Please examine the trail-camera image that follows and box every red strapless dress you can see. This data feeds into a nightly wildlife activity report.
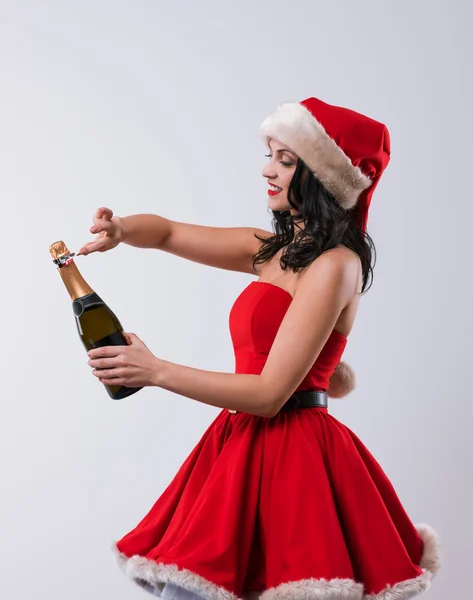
[114,282,440,600]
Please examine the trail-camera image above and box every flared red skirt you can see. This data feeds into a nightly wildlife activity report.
[114,407,440,599]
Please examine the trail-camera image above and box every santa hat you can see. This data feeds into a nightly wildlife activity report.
[261,97,391,397]
[260,96,391,232]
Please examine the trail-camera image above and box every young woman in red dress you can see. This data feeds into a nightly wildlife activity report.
[81,97,440,600]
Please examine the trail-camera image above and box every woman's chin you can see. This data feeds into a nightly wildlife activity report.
[267,196,289,211]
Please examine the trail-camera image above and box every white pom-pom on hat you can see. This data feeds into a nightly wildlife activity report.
[327,361,356,398]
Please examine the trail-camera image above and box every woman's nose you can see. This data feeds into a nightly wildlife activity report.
[262,162,275,178]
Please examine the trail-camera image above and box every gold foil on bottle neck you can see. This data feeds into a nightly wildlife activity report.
[50,240,93,299]
[49,240,70,260]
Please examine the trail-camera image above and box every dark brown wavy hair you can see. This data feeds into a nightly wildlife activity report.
[252,158,376,294]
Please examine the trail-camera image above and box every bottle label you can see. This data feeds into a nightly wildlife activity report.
[73,292,105,317]
[92,329,128,349]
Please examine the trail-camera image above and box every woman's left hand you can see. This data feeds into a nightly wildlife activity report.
[87,332,160,388]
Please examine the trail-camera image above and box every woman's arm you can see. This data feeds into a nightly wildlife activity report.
[78,207,272,274]
[155,364,273,417]
[154,249,360,416]
[118,213,272,274]
[88,249,359,417]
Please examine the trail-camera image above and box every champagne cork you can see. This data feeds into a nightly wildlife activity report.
[49,240,71,260]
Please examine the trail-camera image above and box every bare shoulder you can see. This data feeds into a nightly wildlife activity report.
[325,244,362,272]
[296,245,361,306]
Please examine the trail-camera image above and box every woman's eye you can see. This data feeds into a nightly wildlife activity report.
[265,154,292,167]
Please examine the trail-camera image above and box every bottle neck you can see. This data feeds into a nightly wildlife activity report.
[58,260,94,300]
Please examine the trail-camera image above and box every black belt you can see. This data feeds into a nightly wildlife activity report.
[227,389,327,415]
[279,389,328,412]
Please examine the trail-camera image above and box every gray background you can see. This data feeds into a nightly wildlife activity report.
[1,1,471,598]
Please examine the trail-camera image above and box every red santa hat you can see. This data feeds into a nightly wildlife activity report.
[260,96,391,232]
[261,97,391,397]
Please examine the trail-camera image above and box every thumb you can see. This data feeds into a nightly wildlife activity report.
[77,242,97,256]
[123,332,138,345]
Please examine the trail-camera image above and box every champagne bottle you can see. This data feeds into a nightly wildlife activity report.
[49,240,142,400]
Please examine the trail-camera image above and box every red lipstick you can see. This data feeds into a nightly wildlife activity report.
[268,185,282,196]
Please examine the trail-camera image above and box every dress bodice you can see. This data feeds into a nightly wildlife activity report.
[229,281,347,392]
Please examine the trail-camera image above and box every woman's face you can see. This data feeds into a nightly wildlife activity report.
[262,139,298,212]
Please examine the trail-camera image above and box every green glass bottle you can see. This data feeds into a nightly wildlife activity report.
[50,240,142,400]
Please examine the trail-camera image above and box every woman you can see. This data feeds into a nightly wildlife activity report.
[80,97,440,600]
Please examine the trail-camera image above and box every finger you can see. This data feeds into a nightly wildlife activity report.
[77,239,107,256]
[88,357,119,368]
[99,377,126,386]
[95,207,113,221]
[77,241,96,256]
[123,332,138,345]
[93,368,122,379]
[124,333,147,348]
[77,242,98,256]
[88,346,121,359]
[91,218,114,235]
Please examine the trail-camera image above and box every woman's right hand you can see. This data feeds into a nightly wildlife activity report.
[77,207,124,256]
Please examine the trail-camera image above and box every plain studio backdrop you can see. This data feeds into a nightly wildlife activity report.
[1,1,471,598]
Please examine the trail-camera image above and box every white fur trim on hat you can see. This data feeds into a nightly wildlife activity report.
[327,361,356,398]
[260,102,372,209]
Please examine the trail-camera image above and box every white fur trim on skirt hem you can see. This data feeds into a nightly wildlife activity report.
[112,523,440,600]
[362,523,441,600]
